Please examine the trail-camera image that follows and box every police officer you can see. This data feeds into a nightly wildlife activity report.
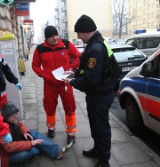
[0,54,22,109]
[63,15,120,167]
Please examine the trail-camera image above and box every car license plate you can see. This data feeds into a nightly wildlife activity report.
[122,66,137,72]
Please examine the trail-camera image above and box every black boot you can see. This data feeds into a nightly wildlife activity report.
[83,148,99,158]
[47,129,55,138]
[95,160,110,167]
[67,135,76,144]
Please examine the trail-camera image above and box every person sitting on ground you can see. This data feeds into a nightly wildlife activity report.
[0,101,65,167]
[0,114,12,144]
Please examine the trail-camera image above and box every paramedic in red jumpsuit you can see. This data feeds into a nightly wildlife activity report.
[32,26,80,144]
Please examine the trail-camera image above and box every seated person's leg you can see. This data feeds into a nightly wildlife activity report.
[9,147,40,165]
[29,130,62,159]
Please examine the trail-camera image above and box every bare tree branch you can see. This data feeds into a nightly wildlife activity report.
[113,0,134,38]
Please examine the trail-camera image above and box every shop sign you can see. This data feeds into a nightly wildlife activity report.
[23,19,33,25]
[14,2,29,16]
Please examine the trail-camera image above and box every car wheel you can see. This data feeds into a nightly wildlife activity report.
[125,96,144,132]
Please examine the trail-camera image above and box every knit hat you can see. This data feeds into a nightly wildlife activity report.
[1,102,19,120]
[75,15,97,33]
[44,26,58,39]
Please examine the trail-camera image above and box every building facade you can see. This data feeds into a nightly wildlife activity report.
[55,0,113,42]
[54,0,68,39]
[0,1,35,59]
[127,0,160,36]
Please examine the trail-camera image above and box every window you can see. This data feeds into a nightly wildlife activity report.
[127,37,160,49]
[145,38,160,48]
[112,48,144,62]
[150,54,160,78]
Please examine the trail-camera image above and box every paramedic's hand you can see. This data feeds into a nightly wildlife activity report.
[31,139,44,146]
[16,83,22,90]
[24,132,33,141]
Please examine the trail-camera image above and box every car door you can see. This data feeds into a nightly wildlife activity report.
[146,53,160,133]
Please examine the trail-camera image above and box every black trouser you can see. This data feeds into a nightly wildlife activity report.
[86,90,114,162]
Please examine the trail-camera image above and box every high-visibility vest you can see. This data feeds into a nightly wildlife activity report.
[103,40,113,58]
[99,39,121,86]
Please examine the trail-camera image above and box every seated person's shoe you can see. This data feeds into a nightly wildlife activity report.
[48,129,55,138]
[67,135,75,144]
[83,148,99,158]
[95,160,110,167]
[56,147,66,160]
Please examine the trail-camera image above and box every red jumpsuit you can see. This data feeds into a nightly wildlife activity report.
[0,114,9,137]
[32,38,80,137]
[0,91,7,110]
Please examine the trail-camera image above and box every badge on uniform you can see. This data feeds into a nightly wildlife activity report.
[87,58,96,69]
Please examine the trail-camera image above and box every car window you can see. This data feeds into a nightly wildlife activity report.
[77,47,84,53]
[112,48,145,62]
[154,54,160,78]
[149,53,160,78]
[126,37,160,49]
[145,38,160,49]
[76,46,85,53]
[126,39,138,48]
[136,38,145,49]
[158,59,160,78]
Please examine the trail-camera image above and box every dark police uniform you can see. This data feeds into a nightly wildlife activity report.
[0,54,18,109]
[70,31,119,163]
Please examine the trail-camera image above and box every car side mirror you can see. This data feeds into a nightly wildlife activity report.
[140,61,153,77]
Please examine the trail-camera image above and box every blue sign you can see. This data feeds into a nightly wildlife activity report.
[0,0,14,5]
[15,2,29,11]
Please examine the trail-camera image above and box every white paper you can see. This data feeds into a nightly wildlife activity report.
[52,67,70,81]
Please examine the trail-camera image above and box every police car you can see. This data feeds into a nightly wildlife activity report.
[118,49,160,135]
[126,30,160,57]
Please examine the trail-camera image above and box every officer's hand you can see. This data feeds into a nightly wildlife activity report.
[64,70,75,77]
[16,83,22,90]
[62,78,72,85]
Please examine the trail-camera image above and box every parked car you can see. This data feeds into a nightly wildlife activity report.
[118,49,160,135]
[76,45,85,53]
[110,44,147,81]
[126,32,160,57]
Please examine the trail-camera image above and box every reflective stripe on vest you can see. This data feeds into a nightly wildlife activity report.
[103,40,113,57]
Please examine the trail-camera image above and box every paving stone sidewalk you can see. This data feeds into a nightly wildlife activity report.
[18,47,160,167]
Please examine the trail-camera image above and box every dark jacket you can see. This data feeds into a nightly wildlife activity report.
[71,31,117,95]
[0,54,18,93]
